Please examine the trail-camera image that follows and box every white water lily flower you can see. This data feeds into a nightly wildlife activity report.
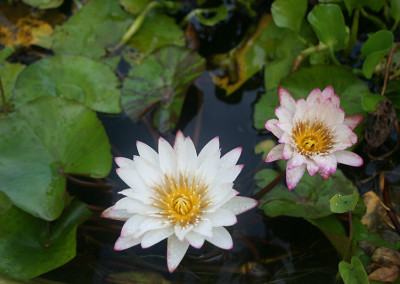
[265,86,364,190]
[102,131,257,272]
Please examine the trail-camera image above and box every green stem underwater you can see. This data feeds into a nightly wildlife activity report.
[253,170,286,200]
[120,1,162,45]
[360,8,387,30]
[0,75,8,115]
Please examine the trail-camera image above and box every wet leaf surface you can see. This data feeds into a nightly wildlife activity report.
[52,0,133,60]
[339,256,369,284]
[271,0,307,33]
[0,96,111,221]
[361,30,394,79]
[13,54,121,114]
[0,61,25,110]
[121,45,205,133]
[330,190,359,213]
[307,4,347,51]
[0,200,91,280]
[259,169,356,219]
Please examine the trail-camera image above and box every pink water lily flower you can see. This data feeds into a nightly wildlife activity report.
[102,131,257,273]
[265,86,364,190]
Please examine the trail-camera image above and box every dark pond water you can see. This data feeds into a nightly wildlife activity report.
[39,72,340,283]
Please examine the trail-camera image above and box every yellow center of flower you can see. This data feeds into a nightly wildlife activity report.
[152,174,210,228]
[291,120,334,156]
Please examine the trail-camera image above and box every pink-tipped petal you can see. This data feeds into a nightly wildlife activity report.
[287,153,306,170]
[167,235,189,273]
[334,150,363,167]
[278,87,296,113]
[265,144,284,162]
[282,144,294,159]
[265,119,284,138]
[220,147,242,168]
[286,164,306,190]
[185,231,205,249]
[222,196,258,215]
[114,235,142,251]
[306,160,319,176]
[205,227,233,250]
[344,114,364,130]
[115,157,134,168]
[306,88,322,105]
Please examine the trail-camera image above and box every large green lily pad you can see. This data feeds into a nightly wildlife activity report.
[254,65,368,130]
[122,45,205,133]
[52,0,133,60]
[0,200,91,280]
[271,0,307,33]
[0,96,112,221]
[259,169,357,219]
[13,54,121,114]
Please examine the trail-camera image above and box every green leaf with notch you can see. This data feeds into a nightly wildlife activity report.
[0,96,111,221]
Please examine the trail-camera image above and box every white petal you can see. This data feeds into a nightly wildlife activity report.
[293,99,308,121]
[177,137,198,180]
[174,224,194,241]
[118,188,152,203]
[115,157,134,168]
[135,156,163,186]
[282,144,294,159]
[113,197,156,214]
[196,149,220,184]
[205,227,233,250]
[101,206,132,220]
[265,144,284,162]
[137,141,159,166]
[114,235,142,251]
[167,235,189,273]
[275,106,293,124]
[286,164,306,190]
[214,165,242,184]
[173,130,185,151]
[198,136,220,166]
[135,218,169,239]
[185,231,205,248]
[141,227,174,248]
[206,183,236,206]
[116,165,148,192]
[220,147,241,169]
[278,87,296,113]
[203,208,237,227]
[334,150,363,167]
[344,114,364,130]
[193,218,213,238]
[287,153,306,169]
[222,196,258,215]
[121,214,147,237]
[312,155,337,175]
[158,137,178,178]
[265,119,283,138]
[306,159,319,176]
[306,88,322,105]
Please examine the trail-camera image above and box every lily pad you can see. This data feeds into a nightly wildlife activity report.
[0,200,91,280]
[271,0,307,33]
[52,0,133,60]
[361,30,394,79]
[13,54,121,114]
[254,65,368,130]
[126,9,185,55]
[0,191,11,216]
[22,0,63,9]
[259,169,356,219]
[119,0,150,14]
[307,4,347,51]
[122,45,205,133]
[330,190,359,213]
[0,61,25,110]
[339,256,369,284]
[0,96,112,220]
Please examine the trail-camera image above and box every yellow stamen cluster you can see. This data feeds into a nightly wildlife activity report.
[291,120,334,156]
[152,174,210,228]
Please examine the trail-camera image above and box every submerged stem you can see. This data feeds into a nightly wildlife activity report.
[0,75,8,115]
[253,170,286,200]
[360,8,387,30]
[120,1,162,45]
